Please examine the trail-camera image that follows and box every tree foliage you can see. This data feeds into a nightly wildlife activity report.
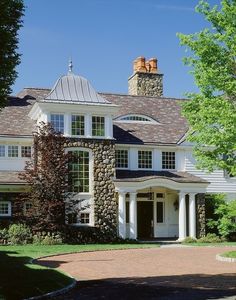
[20,122,69,231]
[0,0,24,108]
[178,0,236,175]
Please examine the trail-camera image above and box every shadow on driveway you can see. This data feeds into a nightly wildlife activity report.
[53,273,236,300]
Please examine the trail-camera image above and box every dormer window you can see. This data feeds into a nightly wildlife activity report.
[50,114,64,133]
[92,116,105,137]
[115,114,158,124]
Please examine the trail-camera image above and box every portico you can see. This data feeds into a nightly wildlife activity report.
[115,171,208,241]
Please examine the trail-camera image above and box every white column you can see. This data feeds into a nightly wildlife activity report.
[178,192,186,241]
[189,193,196,238]
[118,192,126,239]
[129,192,137,239]
[85,114,92,138]
[64,113,70,136]
[105,115,113,139]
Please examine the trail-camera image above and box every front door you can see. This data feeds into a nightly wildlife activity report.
[137,201,153,239]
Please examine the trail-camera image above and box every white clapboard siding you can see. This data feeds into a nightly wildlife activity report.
[185,151,236,194]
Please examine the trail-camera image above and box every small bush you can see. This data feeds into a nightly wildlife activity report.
[198,233,222,243]
[33,234,63,245]
[8,224,32,245]
[0,228,8,242]
[182,237,197,243]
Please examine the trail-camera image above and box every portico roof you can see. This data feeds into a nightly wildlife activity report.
[0,171,26,185]
[115,170,209,184]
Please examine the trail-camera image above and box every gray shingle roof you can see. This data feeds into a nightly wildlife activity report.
[115,170,208,184]
[101,93,189,144]
[0,89,189,145]
[0,171,26,184]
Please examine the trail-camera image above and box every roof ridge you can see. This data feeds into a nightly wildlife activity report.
[99,92,187,101]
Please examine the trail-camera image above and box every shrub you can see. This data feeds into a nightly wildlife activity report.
[182,237,197,243]
[0,228,8,242]
[8,224,32,245]
[33,233,63,245]
[198,233,222,243]
[207,198,236,238]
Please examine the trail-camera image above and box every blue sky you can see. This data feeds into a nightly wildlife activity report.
[13,0,221,98]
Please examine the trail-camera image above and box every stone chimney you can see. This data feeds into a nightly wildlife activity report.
[128,56,163,97]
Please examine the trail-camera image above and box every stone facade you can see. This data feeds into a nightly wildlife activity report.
[128,72,163,97]
[196,193,206,238]
[64,138,117,240]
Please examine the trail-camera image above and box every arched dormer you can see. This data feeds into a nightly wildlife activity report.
[115,114,159,124]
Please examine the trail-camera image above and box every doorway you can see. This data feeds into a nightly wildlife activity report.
[137,201,153,239]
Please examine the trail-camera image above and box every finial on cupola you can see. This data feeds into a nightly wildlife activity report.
[68,58,73,74]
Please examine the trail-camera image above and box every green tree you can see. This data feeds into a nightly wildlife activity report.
[178,0,236,176]
[0,0,24,108]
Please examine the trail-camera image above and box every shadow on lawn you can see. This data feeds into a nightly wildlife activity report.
[54,273,236,300]
[0,250,72,300]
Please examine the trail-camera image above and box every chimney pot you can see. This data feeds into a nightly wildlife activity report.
[135,56,147,73]
[148,58,157,73]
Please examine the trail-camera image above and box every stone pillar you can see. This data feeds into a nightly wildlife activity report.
[189,193,196,238]
[129,192,137,239]
[196,193,206,238]
[178,192,187,241]
[118,192,126,239]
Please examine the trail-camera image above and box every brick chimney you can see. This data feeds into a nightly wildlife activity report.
[128,56,163,97]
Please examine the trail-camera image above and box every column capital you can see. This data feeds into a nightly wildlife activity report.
[129,191,137,196]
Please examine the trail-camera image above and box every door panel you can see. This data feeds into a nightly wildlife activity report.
[137,201,153,239]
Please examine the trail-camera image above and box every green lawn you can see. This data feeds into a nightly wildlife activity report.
[221,251,236,258]
[0,243,159,300]
[182,242,236,247]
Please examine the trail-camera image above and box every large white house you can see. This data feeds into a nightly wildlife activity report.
[0,57,235,241]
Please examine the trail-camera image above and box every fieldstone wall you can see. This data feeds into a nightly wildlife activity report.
[196,193,206,238]
[128,72,163,97]
[64,138,117,241]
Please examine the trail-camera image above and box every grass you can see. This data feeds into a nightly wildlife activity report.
[182,242,236,247]
[221,251,236,258]
[0,243,159,299]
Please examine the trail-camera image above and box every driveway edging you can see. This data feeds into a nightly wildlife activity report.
[216,254,236,263]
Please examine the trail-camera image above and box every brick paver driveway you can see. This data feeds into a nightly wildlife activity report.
[38,246,236,300]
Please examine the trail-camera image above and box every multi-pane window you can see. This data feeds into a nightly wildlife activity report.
[156,202,164,223]
[121,115,151,122]
[0,145,5,157]
[71,115,85,136]
[162,152,176,169]
[115,150,128,168]
[0,201,11,216]
[8,146,18,157]
[80,213,90,224]
[138,150,152,169]
[68,150,90,193]
[24,202,32,215]
[21,146,31,158]
[92,116,105,136]
[50,114,64,133]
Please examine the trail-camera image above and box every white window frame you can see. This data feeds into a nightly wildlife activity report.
[71,114,85,137]
[115,149,129,169]
[0,145,6,157]
[66,147,93,195]
[138,150,153,169]
[8,145,19,158]
[115,114,158,124]
[50,113,65,134]
[21,146,32,158]
[92,116,105,137]
[79,212,90,225]
[156,200,165,224]
[162,151,176,170]
[0,201,12,217]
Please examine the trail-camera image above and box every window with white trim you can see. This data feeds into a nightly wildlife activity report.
[21,146,31,158]
[115,149,128,168]
[138,150,152,169]
[0,145,5,157]
[68,150,90,193]
[92,116,105,136]
[8,146,18,157]
[50,114,64,133]
[0,201,11,216]
[162,152,176,169]
[80,213,90,224]
[71,115,85,136]
[24,202,32,215]
[116,114,157,123]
